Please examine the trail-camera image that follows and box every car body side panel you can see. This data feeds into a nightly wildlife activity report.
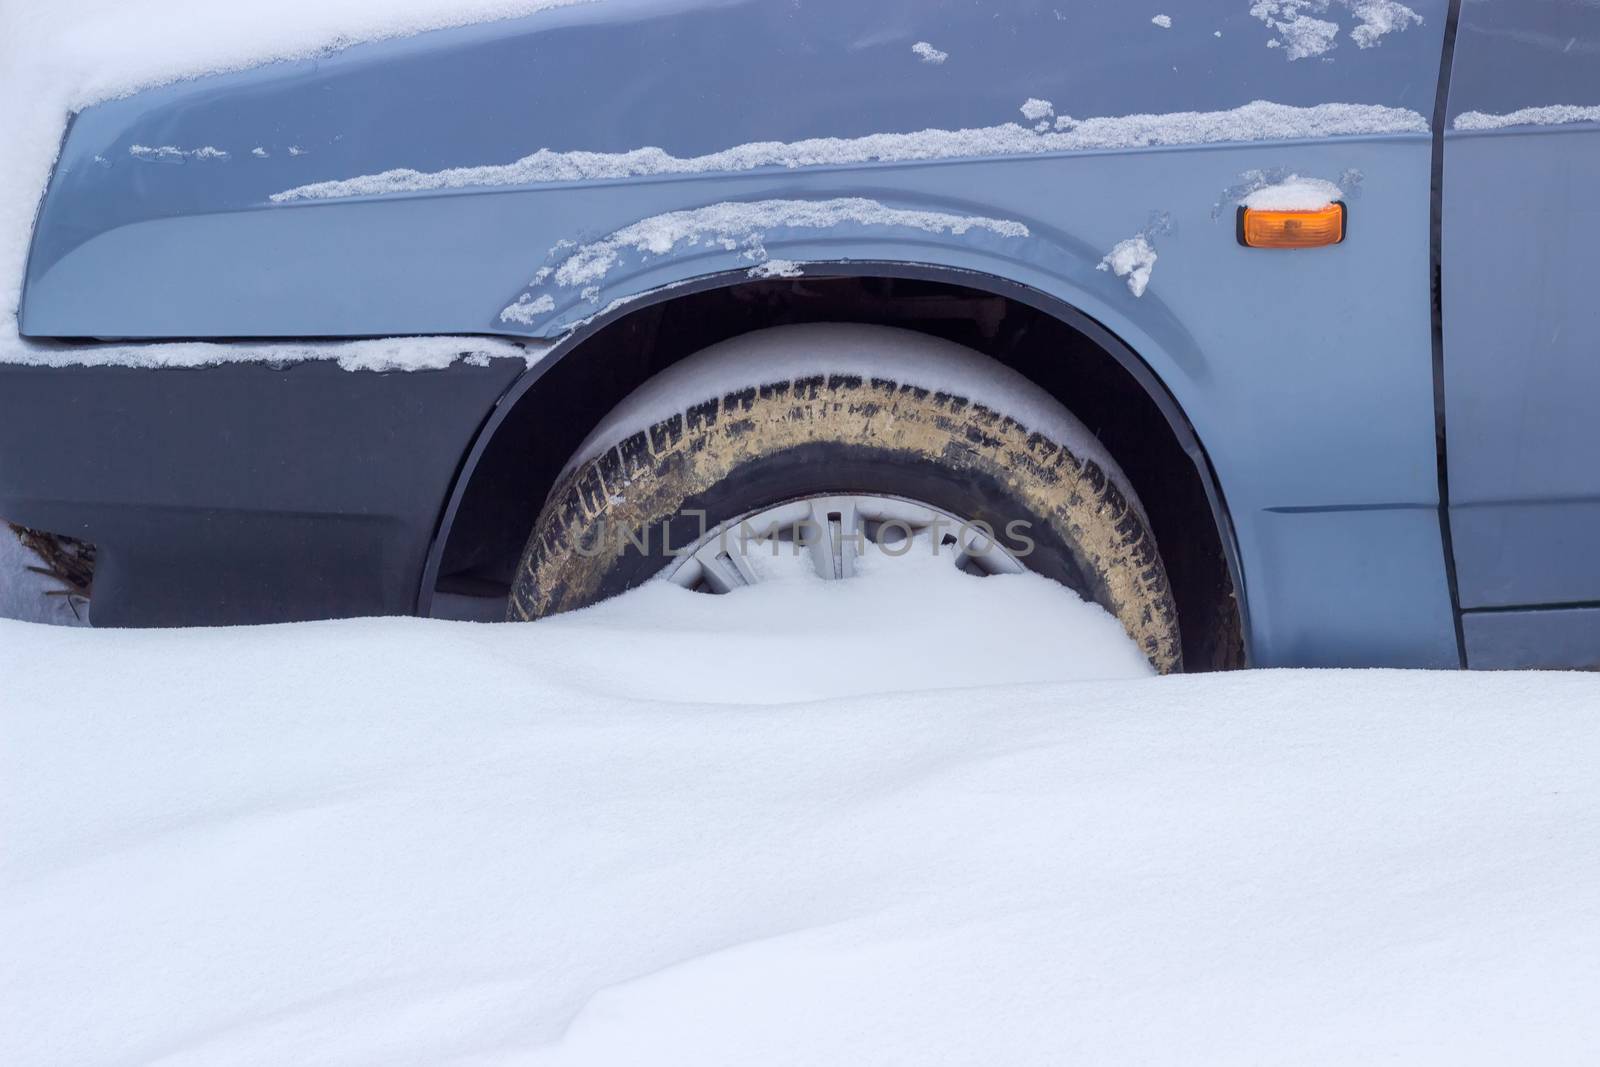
[1464,607,1600,671]
[23,0,1445,316]
[10,0,1465,664]
[1441,0,1600,643]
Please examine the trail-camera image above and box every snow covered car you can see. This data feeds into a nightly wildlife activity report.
[3,0,1597,671]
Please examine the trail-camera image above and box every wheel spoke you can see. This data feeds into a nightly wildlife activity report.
[804,497,863,581]
[953,521,1026,575]
[655,494,1025,589]
[691,542,753,593]
[836,500,864,578]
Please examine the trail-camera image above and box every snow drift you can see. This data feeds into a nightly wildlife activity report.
[3,562,1598,1065]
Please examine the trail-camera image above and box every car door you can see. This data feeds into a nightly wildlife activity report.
[1443,0,1600,668]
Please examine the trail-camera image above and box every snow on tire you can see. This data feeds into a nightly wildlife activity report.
[509,324,1182,672]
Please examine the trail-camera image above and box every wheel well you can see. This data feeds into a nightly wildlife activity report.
[432,272,1245,669]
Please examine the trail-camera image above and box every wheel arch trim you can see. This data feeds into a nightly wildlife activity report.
[416,260,1251,659]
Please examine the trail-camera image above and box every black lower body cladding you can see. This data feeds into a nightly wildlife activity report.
[0,358,521,626]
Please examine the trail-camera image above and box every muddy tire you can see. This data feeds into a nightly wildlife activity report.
[509,324,1182,672]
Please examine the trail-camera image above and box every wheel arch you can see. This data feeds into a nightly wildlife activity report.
[421,262,1250,668]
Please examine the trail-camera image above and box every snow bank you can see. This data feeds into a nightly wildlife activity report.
[1454,105,1600,132]
[499,199,1030,324]
[274,100,1429,203]
[3,563,1598,1064]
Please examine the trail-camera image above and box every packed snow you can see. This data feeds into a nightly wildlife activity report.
[747,258,805,279]
[1454,105,1600,132]
[1212,166,1359,219]
[128,143,231,162]
[541,199,1028,289]
[3,7,1596,1061]
[1019,98,1056,123]
[1252,1,1339,59]
[1275,15,1339,59]
[1346,0,1423,49]
[1098,235,1159,298]
[563,325,1128,482]
[498,199,1030,323]
[1250,0,1421,60]
[2,335,542,371]
[1240,174,1344,210]
[4,561,1599,1064]
[911,41,947,65]
[273,100,1429,203]
[499,293,559,327]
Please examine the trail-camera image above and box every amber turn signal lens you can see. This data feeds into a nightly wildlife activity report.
[1238,202,1347,248]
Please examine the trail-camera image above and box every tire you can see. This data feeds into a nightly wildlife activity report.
[509,324,1182,672]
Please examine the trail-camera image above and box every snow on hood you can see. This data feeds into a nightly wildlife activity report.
[0,0,592,370]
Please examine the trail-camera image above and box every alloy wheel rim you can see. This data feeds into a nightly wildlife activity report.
[655,494,1027,593]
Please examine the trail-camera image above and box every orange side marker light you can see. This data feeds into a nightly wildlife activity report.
[1238,202,1347,248]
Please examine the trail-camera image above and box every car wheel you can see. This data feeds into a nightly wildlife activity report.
[509,323,1182,672]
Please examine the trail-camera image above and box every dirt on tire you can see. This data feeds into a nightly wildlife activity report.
[511,364,1183,673]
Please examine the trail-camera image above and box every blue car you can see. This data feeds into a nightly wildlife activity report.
[3,0,1596,672]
